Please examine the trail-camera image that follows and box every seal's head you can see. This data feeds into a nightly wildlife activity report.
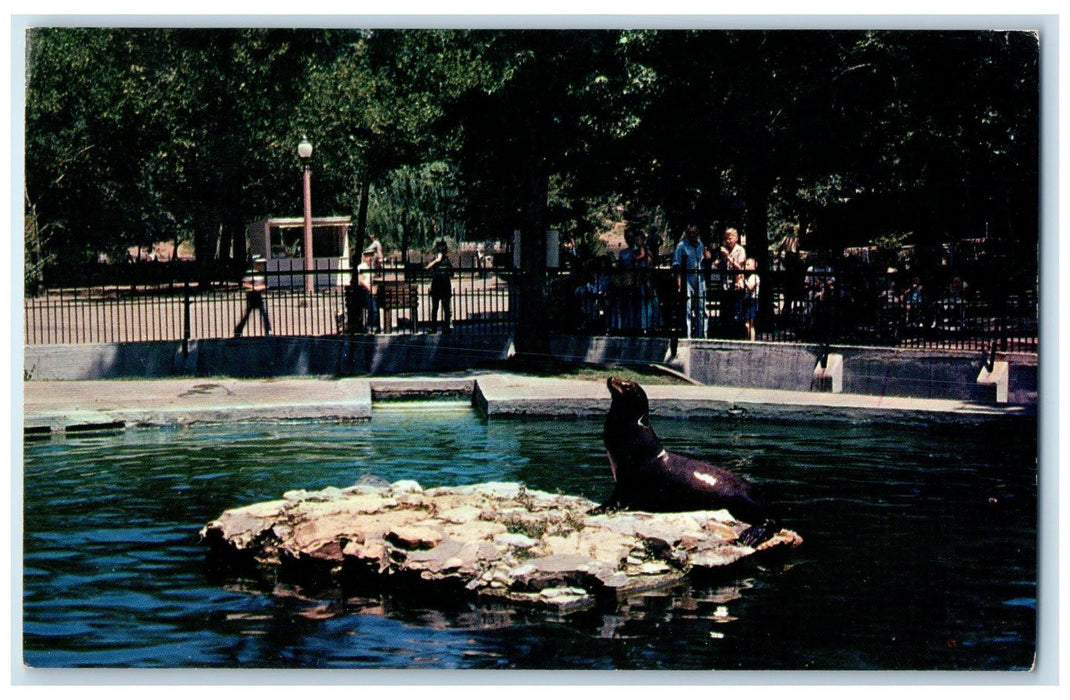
[606,376,650,426]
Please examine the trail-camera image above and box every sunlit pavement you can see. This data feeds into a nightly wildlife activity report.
[22,372,1030,436]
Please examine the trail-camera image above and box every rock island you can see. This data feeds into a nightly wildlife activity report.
[200,479,802,611]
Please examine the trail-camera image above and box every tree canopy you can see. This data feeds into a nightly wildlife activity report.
[25,27,1039,280]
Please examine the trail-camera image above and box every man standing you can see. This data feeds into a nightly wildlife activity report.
[364,232,384,269]
[356,250,379,332]
[672,224,710,338]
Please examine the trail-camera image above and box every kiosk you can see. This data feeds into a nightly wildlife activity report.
[246,216,352,289]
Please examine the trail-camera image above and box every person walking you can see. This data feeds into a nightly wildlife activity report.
[234,255,271,337]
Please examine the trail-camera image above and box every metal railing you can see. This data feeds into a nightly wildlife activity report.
[24,260,1037,353]
[545,265,1037,353]
[23,260,518,345]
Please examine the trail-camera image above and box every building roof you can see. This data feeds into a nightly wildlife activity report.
[249,216,352,229]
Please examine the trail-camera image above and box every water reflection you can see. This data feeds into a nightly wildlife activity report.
[23,407,1036,670]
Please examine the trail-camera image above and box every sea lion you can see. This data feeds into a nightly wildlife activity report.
[598,376,778,546]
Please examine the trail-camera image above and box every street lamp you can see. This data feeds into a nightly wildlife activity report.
[298,135,315,294]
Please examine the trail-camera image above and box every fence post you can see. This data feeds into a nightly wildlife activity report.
[182,279,191,358]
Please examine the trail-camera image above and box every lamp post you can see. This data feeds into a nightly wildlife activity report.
[298,136,315,294]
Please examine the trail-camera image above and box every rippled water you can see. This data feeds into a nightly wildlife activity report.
[22,404,1037,670]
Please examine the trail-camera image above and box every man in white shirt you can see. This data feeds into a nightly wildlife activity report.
[364,233,384,269]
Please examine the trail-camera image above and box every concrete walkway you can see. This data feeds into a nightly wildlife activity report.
[22,372,1032,436]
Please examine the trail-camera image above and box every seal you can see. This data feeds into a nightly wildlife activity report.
[598,376,778,546]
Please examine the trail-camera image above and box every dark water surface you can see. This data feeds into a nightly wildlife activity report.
[22,404,1037,670]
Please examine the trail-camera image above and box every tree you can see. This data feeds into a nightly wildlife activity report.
[25,28,342,280]
[25,26,1039,318]
[445,30,622,356]
[299,29,480,260]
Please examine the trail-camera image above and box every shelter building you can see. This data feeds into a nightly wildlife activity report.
[246,216,352,289]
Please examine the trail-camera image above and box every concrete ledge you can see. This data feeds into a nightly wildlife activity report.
[682,340,819,392]
[473,375,609,417]
[999,352,1038,405]
[24,333,514,381]
[23,341,191,380]
[977,361,1010,403]
[25,371,1033,437]
[24,377,373,433]
[813,353,844,393]
[24,335,1038,408]
[471,374,1031,424]
[549,335,675,367]
[370,377,478,401]
[838,346,995,403]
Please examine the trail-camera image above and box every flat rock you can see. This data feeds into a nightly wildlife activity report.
[200,479,802,611]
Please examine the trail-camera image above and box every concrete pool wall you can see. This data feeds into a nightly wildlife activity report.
[23,332,1037,406]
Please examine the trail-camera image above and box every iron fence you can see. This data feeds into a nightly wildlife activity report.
[24,260,1036,353]
[23,260,518,345]
[545,264,1037,353]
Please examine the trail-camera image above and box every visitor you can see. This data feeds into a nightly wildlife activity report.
[357,250,379,332]
[476,241,488,276]
[935,275,968,334]
[234,255,270,337]
[805,254,838,340]
[672,224,710,338]
[719,227,747,331]
[742,258,760,341]
[560,234,578,270]
[364,232,384,269]
[905,276,925,329]
[425,239,453,332]
[619,229,658,334]
[644,227,664,268]
[719,227,747,273]
[578,255,612,334]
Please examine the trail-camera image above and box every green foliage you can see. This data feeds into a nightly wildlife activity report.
[24,27,1039,289]
[24,199,51,295]
[364,161,464,254]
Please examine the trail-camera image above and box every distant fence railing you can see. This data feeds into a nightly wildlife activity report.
[545,265,1036,353]
[24,260,1036,354]
[23,260,518,346]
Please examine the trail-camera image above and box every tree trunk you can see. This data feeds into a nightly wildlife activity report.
[355,180,370,266]
[515,161,551,361]
[743,174,771,272]
[744,172,773,331]
[193,214,218,289]
[221,213,245,264]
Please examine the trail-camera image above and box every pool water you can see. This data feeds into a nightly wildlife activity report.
[22,404,1037,670]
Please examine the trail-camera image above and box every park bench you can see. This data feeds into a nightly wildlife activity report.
[376,280,419,332]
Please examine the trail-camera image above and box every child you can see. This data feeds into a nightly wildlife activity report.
[742,258,760,341]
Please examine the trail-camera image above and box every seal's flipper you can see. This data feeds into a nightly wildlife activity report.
[589,489,623,515]
[738,519,778,548]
